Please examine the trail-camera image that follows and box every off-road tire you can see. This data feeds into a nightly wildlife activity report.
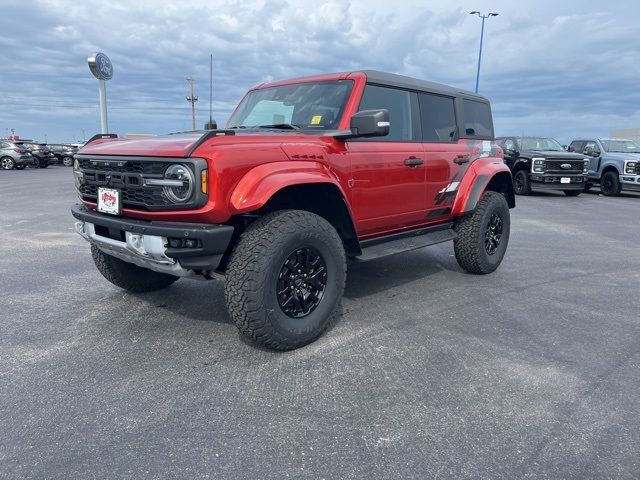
[513,169,531,195]
[600,171,621,196]
[224,210,346,350]
[453,191,510,274]
[91,245,179,292]
[564,190,581,196]
[1,156,15,170]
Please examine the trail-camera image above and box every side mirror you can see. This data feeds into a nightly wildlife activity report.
[334,109,389,140]
[567,145,574,152]
[351,109,390,138]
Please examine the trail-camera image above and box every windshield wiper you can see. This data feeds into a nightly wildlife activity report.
[256,123,301,130]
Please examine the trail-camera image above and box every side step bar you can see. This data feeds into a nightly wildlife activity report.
[356,223,456,262]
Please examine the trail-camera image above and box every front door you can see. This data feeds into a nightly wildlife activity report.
[347,85,425,236]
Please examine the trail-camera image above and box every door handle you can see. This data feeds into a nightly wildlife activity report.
[404,157,424,167]
[454,155,469,165]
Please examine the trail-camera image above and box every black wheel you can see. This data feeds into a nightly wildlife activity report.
[600,171,621,196]
[15,165,26,170]
[224,210,346,350]
[563,190,581,196]
[30,159,39,168]
[584,182,593,192]
[91,245,179,293]
[1,156,15,170]
[454,191,510,274]
[513,169,531,195]
[62,156,74,167]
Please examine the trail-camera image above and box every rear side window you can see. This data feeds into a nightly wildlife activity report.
[462,99,493,139]
[419,93,456,142]
[357,85,414,141]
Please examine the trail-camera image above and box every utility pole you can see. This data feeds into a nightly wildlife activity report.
[204,54,217,130]
[186,76,198,130]
[469,11,499,93]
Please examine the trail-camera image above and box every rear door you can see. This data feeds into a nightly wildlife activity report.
[346,84,425,236]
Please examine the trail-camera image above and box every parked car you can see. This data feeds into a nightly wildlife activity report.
[496,136,589,196]
[0,140,34,170]
[15,142,53,168]
[568,138,640,196]
[49,144,78,166]
[71,69,514,350]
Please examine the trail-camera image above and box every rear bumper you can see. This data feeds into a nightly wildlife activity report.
[530,174,586,190]
[71,203,233,275]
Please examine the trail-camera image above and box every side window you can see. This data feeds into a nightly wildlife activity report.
[584,141,598,154]
[357,85,414,141]
[462,99,493,138]
[569,141,584,153]
[419,93,456,142]
[503,138,516,151]
[0,142,9,148]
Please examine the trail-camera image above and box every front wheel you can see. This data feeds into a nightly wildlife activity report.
[1,156,15,170]
[62,156,74,167]
[91,245,179,292]
[564,190,581,196]
[454,191,510,274]
[600,171,621,196]
[224,210,346,350]
[513,169,531,195]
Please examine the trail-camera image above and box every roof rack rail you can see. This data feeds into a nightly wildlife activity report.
[184,129,236,157]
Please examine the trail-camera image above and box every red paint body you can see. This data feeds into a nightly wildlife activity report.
[79,71,510,240]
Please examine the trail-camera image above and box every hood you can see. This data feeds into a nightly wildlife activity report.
[602,151,640,161]
[77,130,311,157]
[521,150,586,159]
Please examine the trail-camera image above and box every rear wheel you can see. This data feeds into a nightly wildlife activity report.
[513,169,531,195]
[1,156,15,170]
[224,210,346,350]
[454,191,510,274]
[600,171,621,196]
[91,245,179,292]
[564,190,581,196]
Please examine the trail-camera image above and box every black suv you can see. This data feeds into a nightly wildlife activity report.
[496,136,589,196]
[49,144,78,166]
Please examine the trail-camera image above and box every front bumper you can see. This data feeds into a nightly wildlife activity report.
[530,174,586,190]
[620,174,640,191]
[71,204,234,276]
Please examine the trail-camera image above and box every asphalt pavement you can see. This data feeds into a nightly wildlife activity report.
[1,166,639,479]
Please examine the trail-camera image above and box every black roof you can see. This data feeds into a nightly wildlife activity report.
[360,70,488,102]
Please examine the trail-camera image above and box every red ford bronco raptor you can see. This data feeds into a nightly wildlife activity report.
[71,70,514,350]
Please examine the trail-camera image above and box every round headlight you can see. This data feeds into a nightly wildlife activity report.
[163,164,194,203]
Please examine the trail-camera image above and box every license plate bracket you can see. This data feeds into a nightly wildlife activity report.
[97,187,121,215]
[560,177,571,184]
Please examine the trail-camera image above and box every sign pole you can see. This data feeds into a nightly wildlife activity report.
[88,52,113,134]
[98,79,108,133]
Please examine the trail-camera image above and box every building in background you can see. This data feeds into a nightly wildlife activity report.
[611,128,640,143]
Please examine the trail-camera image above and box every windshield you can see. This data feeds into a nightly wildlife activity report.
[517,137,565,152]
[227,80,353,130]
[600,139,640,153]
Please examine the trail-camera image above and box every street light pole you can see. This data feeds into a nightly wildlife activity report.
[186,76,198,131]
[469,11,498,93]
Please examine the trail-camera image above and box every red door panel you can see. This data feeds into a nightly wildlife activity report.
[347,141,425,236]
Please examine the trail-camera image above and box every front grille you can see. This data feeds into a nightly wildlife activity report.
[636,163,640,175]
[76,155,207,211]
[545,159,584,174]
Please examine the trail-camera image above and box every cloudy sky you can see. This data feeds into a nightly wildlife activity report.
[1,0,639,144]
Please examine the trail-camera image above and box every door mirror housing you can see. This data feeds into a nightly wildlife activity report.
[334,109,389,140]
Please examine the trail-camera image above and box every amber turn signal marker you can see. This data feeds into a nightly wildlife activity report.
[201,169,208,194]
